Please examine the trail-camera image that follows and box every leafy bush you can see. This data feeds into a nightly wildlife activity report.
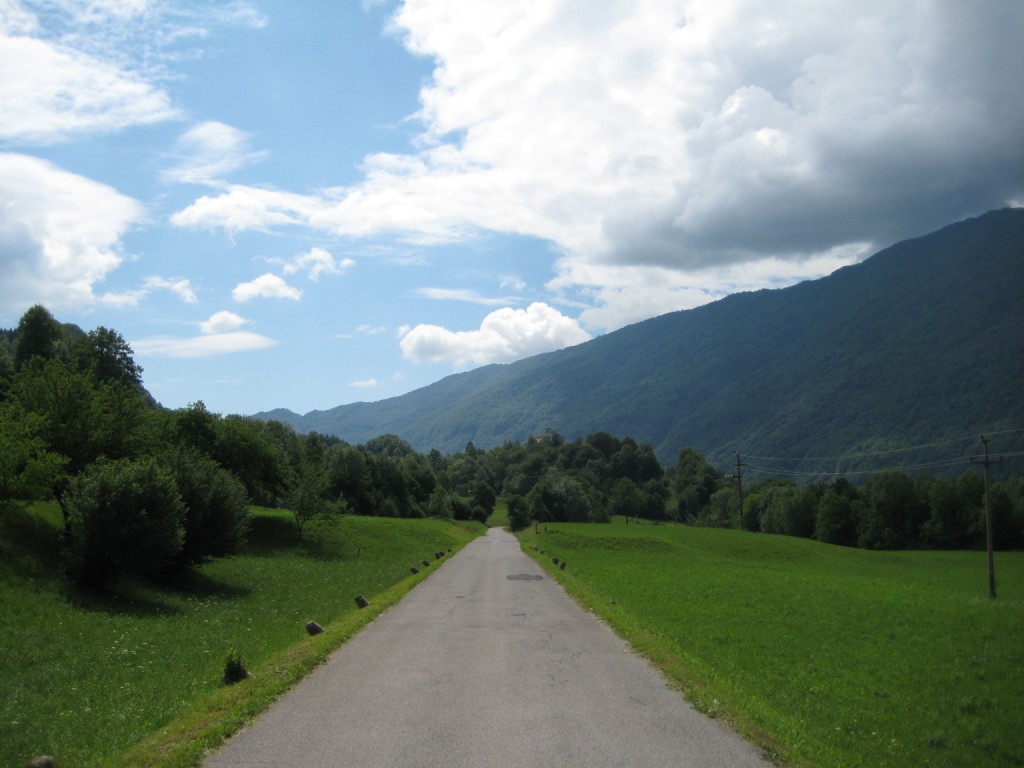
[163,447,250,567]
[222,648,250,684]
[62,458,186,586]
[506,494,531,531]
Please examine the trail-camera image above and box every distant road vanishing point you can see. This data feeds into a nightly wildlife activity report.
[204,527,770,768]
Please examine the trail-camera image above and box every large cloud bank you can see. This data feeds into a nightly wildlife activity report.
[175,0,1024,331]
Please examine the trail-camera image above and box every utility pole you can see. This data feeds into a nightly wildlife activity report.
[971,435,1001,599]
[734,453,746,530]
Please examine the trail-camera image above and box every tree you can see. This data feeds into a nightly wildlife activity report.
[815,486,859,546]
[212,416,285,504]
[0,343,14,399]
[81,326,143,387]
[506,494,531,531]
[527,470,596,523]
[175,401,218,453]
[755,482,813,537]
[699,486,739,528]
[917,473,981,549]
[670,447,722,521]
[62,458,186,586]
[608,478,643,520]
[13,305,61,369]
[471,480,497,518]
[641,478,670,521]
[0,401,67,503]
[287,462,332,538]
[859,471,925,549]
[324,444,372,515]
[163,447,250,567]
[10,357,145,475]
[427,486,455,519]
[363,434,416,457]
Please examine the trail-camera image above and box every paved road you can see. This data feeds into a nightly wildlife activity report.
[204,527,770,767]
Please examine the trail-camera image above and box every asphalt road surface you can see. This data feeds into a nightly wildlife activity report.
[204,527,770,767]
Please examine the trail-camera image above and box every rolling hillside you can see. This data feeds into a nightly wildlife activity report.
[256,209,1024,466]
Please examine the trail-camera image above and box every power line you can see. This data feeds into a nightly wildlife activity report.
[741,441,1023,480]
[742,427,1024,463]
[744,455,974,479]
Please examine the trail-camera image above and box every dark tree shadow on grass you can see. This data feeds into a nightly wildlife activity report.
[162,567,251,601]
[242,513,303,554]
[65,568,252,617]
[64,578,184,618]
[0,501,63,578]
[243,513,348,561]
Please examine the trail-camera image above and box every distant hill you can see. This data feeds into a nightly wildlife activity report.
[255,209,1024,468]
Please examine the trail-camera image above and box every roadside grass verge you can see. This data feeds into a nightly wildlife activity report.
[518,519,1024,768]
[0,502,482,768]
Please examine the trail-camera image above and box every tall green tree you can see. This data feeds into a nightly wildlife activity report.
[815,482,860,546]
[670,447,722,521]
[859,471,926,549]
[80,326,143,387]
[0,401,67,502]
[13,305,61,369]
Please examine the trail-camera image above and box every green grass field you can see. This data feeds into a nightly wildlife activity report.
[0,502,482,768]
[518,520,1024,768]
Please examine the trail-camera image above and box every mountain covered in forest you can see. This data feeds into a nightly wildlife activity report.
[256,209,1024,467]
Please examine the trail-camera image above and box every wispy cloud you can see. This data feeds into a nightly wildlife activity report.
[132,309,274,358]
[145,276,198,303]
[414,287,511,306]
[97,276,197,309]
[279,247,355,281]
[132,331,277,358]
[162,121,268,186]
[0,35,178,144]
[350,378,379,388]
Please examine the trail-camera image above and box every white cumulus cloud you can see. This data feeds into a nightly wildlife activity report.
[400,301,590,367]
[199,310,250,334]
[232,273,302,302]
[0,152,144,312]
[170,0,1024,333]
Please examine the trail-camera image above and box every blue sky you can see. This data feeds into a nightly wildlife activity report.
[2,1,1022,417]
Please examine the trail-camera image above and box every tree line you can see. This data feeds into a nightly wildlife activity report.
[2,307,1022,590]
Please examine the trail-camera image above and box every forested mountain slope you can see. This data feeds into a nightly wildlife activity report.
[257,209,1024,467]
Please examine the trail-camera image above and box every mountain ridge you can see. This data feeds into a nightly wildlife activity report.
[256,209,1024,466]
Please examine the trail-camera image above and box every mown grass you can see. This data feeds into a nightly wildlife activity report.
[518,519,1024,768]
[0,502,482,768]
[487,499,509,528]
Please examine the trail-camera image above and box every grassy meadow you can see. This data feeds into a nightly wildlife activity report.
[0,502,482,768]
[518,520,1024,768]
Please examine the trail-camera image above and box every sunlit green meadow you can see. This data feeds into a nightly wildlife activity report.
[0,503,481,768]
[518,520,1024,768]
